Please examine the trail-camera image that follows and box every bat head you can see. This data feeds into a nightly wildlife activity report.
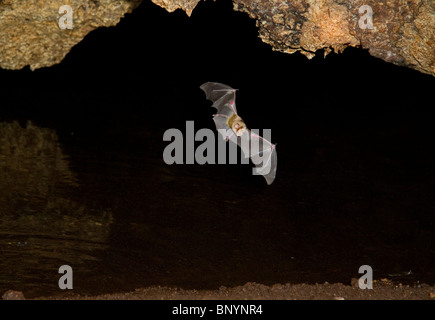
[231,117,246,136]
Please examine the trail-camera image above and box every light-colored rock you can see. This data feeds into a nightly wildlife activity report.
[2,290,25,300]
[233,0,434,76]
[151,0,200,16]
[0,0,141,70]
[0,0,433,76]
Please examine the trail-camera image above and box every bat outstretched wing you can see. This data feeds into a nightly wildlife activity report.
[200,82,238,115]
[200,82,238,139]
[247,131,277,185]
[228,130,277,185]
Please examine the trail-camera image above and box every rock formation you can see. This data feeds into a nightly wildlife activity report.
[0,0,433,76]
[0,0,142,70]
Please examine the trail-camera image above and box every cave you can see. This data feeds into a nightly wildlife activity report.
[0,0,434,300]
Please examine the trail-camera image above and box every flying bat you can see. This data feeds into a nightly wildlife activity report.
[200,82,277,185]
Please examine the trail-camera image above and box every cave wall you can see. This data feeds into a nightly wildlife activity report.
[0,0,433,75]
[0,0,142,70]
[233,0,434,76]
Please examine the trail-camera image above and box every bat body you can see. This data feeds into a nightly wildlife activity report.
[200,82,277,185]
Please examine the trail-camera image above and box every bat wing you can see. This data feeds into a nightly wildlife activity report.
[213,116,233,140]
[229,130,277,185]
[251,134,277,185]
[200,82,238,115]
[228,129,250,158]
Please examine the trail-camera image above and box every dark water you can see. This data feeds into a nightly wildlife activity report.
[0,115,433,298]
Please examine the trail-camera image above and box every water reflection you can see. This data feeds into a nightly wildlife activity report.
[0,121,112,297]
[0,120,433,298]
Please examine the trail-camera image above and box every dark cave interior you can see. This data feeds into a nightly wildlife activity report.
[0,0,434,297]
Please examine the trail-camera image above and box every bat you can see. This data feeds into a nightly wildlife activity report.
[200,82,277,185]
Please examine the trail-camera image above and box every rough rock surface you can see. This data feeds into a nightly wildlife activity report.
[151,0,200,16]
[233,0,434,76]
[32,281,435,300]
[0,0,433,75]
[0,0,142,70]
[156,0,435,76]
